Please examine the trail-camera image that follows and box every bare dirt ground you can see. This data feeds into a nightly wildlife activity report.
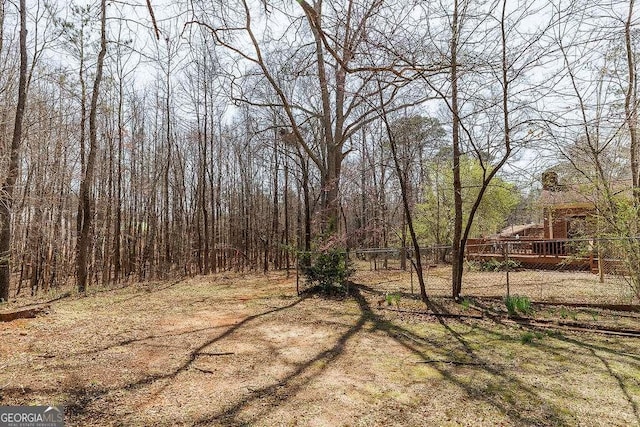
[1,269,639,426]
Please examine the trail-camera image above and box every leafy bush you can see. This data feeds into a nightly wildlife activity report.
[301,250,353,294]
[480,259,521,272]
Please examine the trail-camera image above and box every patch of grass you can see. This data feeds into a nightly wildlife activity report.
[504,295,533,316]
[4,271,639,427]
[520,331,545,344]
[559,307,569,319]
[461,297,471,310]
[385,292,401,307]
[521,332,535,344]
[505,296,517,316]
[515,296,533,315]
[545,330,564,339]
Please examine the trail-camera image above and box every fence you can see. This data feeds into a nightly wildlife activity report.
[347,237,640,305]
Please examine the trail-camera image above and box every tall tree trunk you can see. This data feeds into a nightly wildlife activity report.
[451,0,464,300]
[390,135,428,304]
[0,0,4,57]
[625,0,639,211]
[378,84,429,304]
[76,0,107,293]
[201,69,210,274]
[0,0,28,301]
[113,72,124,283]
[163,79,172,275]
[271,130,280,269]
[302,161,311,254]
[284,160,291,273]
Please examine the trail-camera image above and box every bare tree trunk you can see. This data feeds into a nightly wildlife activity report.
[271,130,280,269]
[201,68,210,274]
[624,0,639,211]
[0,0,28,301]
[391,136,428,303]
[302,161,312,254]
[284,160,291,273]
[452,0,514,299]
[0,0,4,57]
[163,79,172,276]
[76,0,107,293]
[378,90,429,305]
[450,0,464,300]
[113,70,125,283]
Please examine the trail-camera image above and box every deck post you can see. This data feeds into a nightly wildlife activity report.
[503,243,510,298]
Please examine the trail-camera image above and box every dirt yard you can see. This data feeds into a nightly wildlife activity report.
[1,269,639,426]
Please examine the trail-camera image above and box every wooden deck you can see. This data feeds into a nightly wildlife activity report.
[465,238,627,273]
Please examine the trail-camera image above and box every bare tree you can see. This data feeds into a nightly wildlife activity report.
[76,0,107,293]
[624,0,638,210]
[0,0,28,301]
[377,99,430,304]
[543,0,640,296]
[188,0,428,250]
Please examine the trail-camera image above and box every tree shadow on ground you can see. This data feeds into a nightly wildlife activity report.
[356,284,590,426]
[59,295,308,418]
[197,284,575,426]
[59,282,639,425]
[442,297,640,425]
[192,286,373,426]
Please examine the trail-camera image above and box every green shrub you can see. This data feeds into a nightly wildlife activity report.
[480,259,503,272]
[301,250,353,294]
[480,259,521,272]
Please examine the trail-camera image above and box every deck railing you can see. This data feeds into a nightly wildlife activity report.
[465,238,596,257]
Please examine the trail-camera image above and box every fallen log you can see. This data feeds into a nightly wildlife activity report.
[379,307,483,319]
[0,305,49,322]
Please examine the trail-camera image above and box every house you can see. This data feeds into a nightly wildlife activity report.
[539,171,596,240]
[467,170,633,271]
[490,223,544,240]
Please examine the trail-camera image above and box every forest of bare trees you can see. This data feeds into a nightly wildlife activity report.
[0,0,637,301]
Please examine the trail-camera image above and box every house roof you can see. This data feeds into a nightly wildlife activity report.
[539,180,633,209]
[539,187,595,208]
[492,223,543,238]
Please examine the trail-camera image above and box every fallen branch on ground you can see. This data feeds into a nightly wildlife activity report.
[416,359,486,366]
[379,307,483,319]
[0,305,49,322]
